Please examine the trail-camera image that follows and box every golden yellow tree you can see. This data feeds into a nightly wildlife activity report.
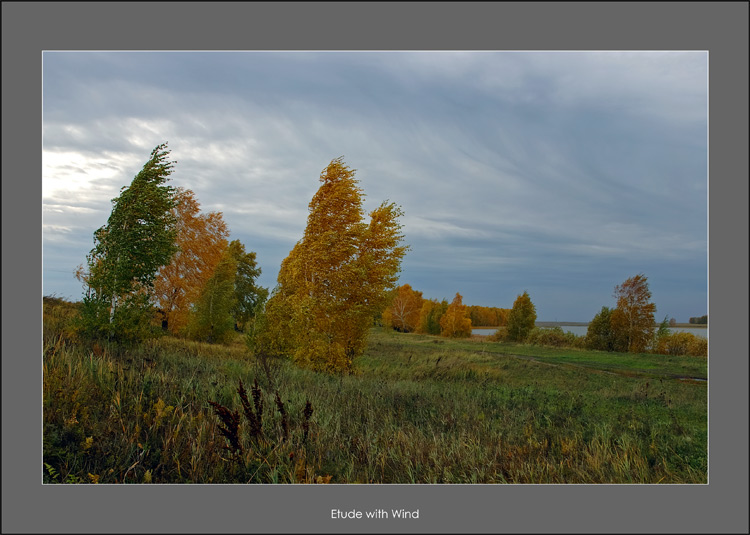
[382,284,423,332]
[257,157,408,373]
[610,273,656,353]
[152,188,229,334]
[440,293,472,338]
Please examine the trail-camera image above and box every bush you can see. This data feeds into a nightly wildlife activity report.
[43,295,81,343]
[653,332,707,357]
[73,294,160,344]
[487,326,508,342]
[527,327,586,349]
[528,327,565,347]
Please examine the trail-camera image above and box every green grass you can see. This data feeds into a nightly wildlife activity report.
[450,336,706,379]
[43,305,707,484]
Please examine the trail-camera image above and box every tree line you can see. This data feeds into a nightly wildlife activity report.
[380,284,537,342]
[381,274,706,358]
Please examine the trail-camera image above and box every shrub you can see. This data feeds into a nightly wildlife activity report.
[487,326,508,342]
[43,296,81,343]
[528,327,565,347]
[74,293,160,344]
[527,327,586,349]
[653,332,707,357]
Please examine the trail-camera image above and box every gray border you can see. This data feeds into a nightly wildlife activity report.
[4,2,747,533]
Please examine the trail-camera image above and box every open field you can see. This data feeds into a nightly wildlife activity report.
[43,300,707,484]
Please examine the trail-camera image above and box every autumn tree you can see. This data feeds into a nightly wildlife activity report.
[152,188,229,334]
[382,284,423,332]
[253,157,408,373]
[506,291,536,342]
[417,298,449,335]
[439,293,472,338]
[496,308,510,327]
[187,247,237,344]
[76,143,178,342]
[586,306,624,351]
[610,273,656,353]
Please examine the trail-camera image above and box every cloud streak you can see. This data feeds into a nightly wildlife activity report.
[42,51,707,321]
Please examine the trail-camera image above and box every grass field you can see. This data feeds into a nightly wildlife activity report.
[43,299,707,484]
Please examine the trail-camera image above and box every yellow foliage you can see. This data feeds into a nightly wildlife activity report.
[612,273,656,353]
[261,158,407,373]
[654,331,707,357]
[440,293,472,338]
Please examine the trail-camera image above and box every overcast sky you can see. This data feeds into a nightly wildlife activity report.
[42,51,707,322]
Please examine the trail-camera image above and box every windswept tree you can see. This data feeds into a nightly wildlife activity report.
[76,143,178,342]
[253,157,408,373]
[382,283,423,333]
[153,188,229,334]
[611,273,656,353]
[439,293,472,338]
[506,291,536,342]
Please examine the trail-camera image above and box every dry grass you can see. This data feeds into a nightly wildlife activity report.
[43,299,707,484]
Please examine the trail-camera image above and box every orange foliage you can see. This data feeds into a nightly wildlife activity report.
[612,273,657,353]
[153,188,229,334]
[468,305,510,326]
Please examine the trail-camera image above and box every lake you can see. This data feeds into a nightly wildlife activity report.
[472,324,708,339]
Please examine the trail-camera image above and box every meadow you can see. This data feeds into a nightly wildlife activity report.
[43,297,707,484]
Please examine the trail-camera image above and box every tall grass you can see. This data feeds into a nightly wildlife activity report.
[43,299,707,484]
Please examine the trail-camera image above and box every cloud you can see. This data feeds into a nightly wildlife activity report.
[41,51,707,321]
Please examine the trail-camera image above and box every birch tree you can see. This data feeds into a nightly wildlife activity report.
[611,273,656,353]
[254,157,408,373]
[77,143,178,342]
